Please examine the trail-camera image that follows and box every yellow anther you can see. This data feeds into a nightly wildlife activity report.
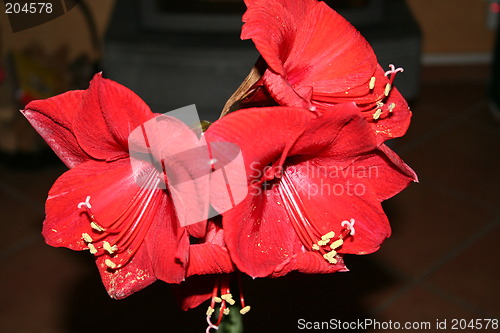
[206,306,215,317]
[373,109,382,120]
[81,233,93,243]
[384,83,391,96]
[312,244,320,251]
[330,238,344,250]
[87,243,98,255]
[105,259,117,269]
[321,231,335,241]
[90,222,105,232]
[317,239,329,246]
[369,76,376,90]
[103,241,118,254]
[213,297,222,303]
[240,306,251,315]
[377,101,384,108]
[221,294,236,305]
[223,308,230,315]
[323,250,338,264]
[388,103,396,112]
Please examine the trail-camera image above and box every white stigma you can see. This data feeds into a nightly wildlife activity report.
[77,196,92,209]
[341,218,356,236]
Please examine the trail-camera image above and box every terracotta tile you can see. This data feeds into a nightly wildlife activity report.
[0,242,87,333]
[394,82,488,154]
[370,285,483,333]
[0,194,42,254]
[0,158,66,205]
[377,183,495,277]
[420,65,492,85]
[398,117,500,208]
[426,220,500,316]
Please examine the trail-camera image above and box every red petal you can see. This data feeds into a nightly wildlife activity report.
[43,158,188,285]
[243,0,377,106]
[221,186,302,277]
[286,2,376,95]
[96,248,157,299]
[378,144,418,183]
[353,147,417,201]
[272,252,348,277]
[242,0,316,77]
[73,73,155,161]
[285,159,391,255]
[187,243,234,276]
[290,103,378,160]
[21,90,90,168]
[369,88,412,141]
[206,106,315,187]
[172,275,216,311]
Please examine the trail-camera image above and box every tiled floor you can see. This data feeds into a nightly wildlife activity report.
[0,64,499,332]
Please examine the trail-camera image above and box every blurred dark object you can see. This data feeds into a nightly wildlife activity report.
[142,0,385,32]
[104,0,420,123]
[0,0,100,164]
[489,10,500,121]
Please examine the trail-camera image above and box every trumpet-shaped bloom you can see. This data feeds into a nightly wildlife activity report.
[206,104,416,278]
[241,0,411,141]
[22,74,214,298]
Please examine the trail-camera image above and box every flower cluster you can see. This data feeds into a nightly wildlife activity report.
[21,0,417,331]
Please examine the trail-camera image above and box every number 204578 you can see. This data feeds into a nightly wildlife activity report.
[5,2,53,14]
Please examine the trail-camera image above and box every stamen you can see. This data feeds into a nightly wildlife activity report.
[323,250,338,264]
[388,103,396,112]
[384,83,391,97]
[221,294,235,306]
[105,259,117,269]
[90,222,105,232]
[103,241,118,254]
[373,109,382,120]
[330,238,344,250]
[369,76,376,90]
[206,306,215,317]
[206,274,250,331]
[82,233,93,243]
[277,171,347,265]
[88,243,98,255]
[76,169,163,268]
[317,239,329,246]
[321,231,335,241]
[240,306,251,315]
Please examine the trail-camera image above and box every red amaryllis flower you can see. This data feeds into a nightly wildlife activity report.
[21,73,212,299]
[240,0,411,141]
[205,103,416,278]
